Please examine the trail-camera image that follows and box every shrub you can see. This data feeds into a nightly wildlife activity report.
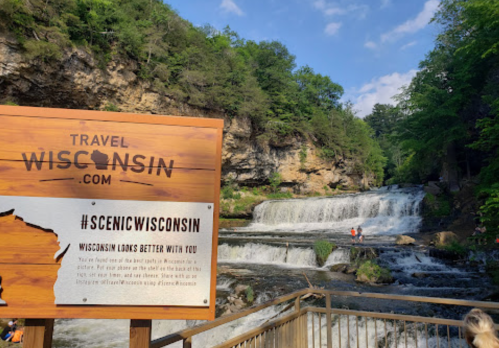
[319,148,335,160]
[24,39,62,60]
[442,241,467,256]
[314,240,335,267]
[245,286,254,304]
[221,182,240,200]
[269,172,282,193]
[3,101,18,106]
[104,103,119,112]
[356,261,392,283]
[299,145,307,170]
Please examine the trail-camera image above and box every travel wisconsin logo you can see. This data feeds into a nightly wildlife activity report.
[21,134,174,187]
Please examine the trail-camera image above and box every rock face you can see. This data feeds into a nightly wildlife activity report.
[395,235,416,245]
[0,34,374,192]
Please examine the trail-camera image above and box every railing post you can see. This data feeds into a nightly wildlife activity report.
[183,337,192,348]
[130,319,151,348]
[24,319,54,348]
[295,296,300,312]
[326,294,332,348]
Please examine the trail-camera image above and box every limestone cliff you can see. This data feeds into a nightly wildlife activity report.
[0,34,373,192]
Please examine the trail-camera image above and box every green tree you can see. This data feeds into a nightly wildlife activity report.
[269,172,282,194]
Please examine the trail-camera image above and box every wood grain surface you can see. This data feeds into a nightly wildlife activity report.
[0,106,222,320]
[0,115,218,169]
[0,161,216,202]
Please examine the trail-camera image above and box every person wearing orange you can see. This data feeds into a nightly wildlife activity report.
[350,227,356,244]
[10,327,23,344]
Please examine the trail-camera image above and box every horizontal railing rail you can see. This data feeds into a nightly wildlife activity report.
[152,288,499,348]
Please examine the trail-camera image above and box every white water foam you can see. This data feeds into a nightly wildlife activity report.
[218,243,317,267]
[242,186,425,234]
[323,248,350,267]
[380,250,463,274]
[54,298,291,348]
[311,314,465,348]
[216,278,236,291]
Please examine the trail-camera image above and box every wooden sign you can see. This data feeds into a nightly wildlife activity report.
[0,105,223,320]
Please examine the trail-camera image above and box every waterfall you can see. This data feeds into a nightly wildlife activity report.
[245,186,425,234]
[323,248,350,267]
[217,243,317,267]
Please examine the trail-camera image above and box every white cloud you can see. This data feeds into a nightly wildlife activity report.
[220,0,244,16]
[313,0,368,19]
[400,41,417,50]
[350,69,418,117]
[364,41,377,49]
[324,22,342,36]
[381,0,439,43]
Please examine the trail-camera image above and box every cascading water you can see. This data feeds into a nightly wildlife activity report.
[244,186,425,234]
[218,243,317,267]
[217,243,350,268]
[323,248,350,267]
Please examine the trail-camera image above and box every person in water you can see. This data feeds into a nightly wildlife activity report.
[350,227,356,244]
[464,308,499,348]
[357,226,364,243]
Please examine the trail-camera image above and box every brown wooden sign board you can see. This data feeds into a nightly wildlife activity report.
[0,105,223,320]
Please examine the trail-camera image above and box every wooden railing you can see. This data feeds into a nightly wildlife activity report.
[151,288,499,348]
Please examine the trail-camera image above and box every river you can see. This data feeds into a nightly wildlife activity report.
[52,186,496,347]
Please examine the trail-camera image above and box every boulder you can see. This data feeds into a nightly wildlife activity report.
[356,272,393,284]
[355,261,393,284]
[234,284,249,296]
[411,272,429,279]
[431,231,458,246]
[424,181,442,196]
[345,266,358,274]
[396,235,416,245]
[329,263,349,273]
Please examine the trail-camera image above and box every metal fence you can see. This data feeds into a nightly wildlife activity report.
[151,288,499,348]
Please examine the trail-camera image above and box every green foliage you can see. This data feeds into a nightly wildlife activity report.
[365,104,405,183]
[313,240,335,267]
[245,286,254,304]
[24,40,63,60]
[380,0,499,189]
[3,101,18,106]
[486,261,499,285]
[356,260,392,282]
[269,172,282,194]
[103,103,119,112]
[267,192,293,199]
[299,145,307,170]
[441,241,468,256]
[221,184,241,200]
[425,193,452,217]
[319,147,335,160]
[478,183,499,231]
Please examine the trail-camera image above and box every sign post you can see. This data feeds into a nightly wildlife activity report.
[0,106,224,347]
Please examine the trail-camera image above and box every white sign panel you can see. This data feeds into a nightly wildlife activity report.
[0,196,214,306]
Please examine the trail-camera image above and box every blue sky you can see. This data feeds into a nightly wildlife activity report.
[166,0,440,117]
